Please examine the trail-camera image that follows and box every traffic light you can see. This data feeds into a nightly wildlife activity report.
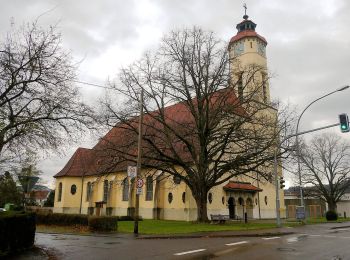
[279,176,285,189]
[339,113,350,133]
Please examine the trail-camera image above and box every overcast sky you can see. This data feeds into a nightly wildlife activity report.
[1,0,349,188]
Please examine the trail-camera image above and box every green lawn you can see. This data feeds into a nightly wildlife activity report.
[117,220,286,234]
[37,220,287,235]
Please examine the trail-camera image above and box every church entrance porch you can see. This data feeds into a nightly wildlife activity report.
[223,181,262,220]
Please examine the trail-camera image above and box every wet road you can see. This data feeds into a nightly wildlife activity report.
[34,222,350,260]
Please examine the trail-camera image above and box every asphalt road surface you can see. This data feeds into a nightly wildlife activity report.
[30,222,350,260]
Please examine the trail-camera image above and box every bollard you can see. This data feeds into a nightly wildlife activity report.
[244,212,248,223]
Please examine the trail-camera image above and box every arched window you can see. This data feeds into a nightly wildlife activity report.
[182,192,186,203]
[58,182,62,202]
[70,184,77,195]
[86,182,92,201]
[145,176,153,201]
[122,178,129,201]
[103,180,109,202]
[168,192,173,204]
[208,193,213,204]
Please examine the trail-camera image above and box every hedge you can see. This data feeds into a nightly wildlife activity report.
[36,213,88,226]
[0,212,36,256]
[326,210,338,221]
[36,213,142,226]
[88,216,118,231]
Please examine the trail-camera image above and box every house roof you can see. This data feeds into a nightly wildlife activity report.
[54,87,243,178]
[223,181,262,192]
[55,148,98,177]
[30,190,50,200]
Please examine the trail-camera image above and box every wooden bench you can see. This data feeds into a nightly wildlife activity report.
[210,214,230,224]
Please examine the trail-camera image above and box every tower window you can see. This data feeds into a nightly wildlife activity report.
[262,73,267,103]
[237,73,243,102]
[250,42,253,48]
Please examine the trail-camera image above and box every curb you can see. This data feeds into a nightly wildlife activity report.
[136,231,295,240]
[36,231,131,239]
[330,225,350,230]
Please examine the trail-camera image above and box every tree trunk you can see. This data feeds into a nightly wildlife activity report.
[194,192,209,222]
[327,201,337,212]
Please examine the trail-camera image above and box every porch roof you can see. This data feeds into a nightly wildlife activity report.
[223,181,262,193]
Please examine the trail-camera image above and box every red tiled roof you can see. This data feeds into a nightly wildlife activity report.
[230,30,267,45]
[223,181,262,192]
[54,88,244,178]
[55,148,98,177]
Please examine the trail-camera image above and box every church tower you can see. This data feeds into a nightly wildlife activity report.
[228,7,270,104]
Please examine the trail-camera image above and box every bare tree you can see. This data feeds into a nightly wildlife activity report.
[100,28,292,221]
[0,21,95,161]
[299,133,350,212]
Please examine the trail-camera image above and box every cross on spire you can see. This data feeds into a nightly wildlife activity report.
[243,3,249,20]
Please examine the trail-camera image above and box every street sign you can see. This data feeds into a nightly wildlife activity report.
[296,206,305,220]
[136,178,144,188]
[136,187,142,195]
[127,166,137,179]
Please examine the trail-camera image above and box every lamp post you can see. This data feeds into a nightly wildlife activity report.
[295,86,349,217]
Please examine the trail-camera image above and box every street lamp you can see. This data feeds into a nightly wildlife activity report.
[295,85,349,217]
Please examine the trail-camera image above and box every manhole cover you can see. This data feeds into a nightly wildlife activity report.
[104,242,121,245]
[277,247,296,252]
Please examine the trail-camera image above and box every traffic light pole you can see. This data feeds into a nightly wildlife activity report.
[274,122,340,227]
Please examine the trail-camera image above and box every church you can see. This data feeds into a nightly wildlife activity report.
[53,12,286,221]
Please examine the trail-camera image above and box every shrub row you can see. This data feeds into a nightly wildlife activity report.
[88,216,118,231]
[36,213,88,226]
[36,213,141,226]
[0,212,36,256]
[326,210,338,221]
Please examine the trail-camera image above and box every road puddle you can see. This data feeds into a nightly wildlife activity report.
[286,234,308,243]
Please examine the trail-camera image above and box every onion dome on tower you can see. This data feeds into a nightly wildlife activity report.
[229,6,267,57]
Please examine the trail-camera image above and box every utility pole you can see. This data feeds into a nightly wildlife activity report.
[274,150,281,227]
[134,87,144,236]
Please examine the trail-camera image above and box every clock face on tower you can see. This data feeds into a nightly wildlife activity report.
[257,42,266,57]
[234,41,244,56]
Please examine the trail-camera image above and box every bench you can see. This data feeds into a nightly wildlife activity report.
[210,214,230,224]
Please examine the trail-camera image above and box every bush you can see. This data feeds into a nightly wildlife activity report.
[326,210,338,221]
[88,216,118,231]
[117,215,143,221]
[0,212,36,256]
[36,213,88,226]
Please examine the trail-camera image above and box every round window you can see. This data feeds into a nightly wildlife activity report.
[264,196,268,205]
[208,193,213,204]
[168,192,173,204]
[71,184,77,195]
[182,192,186,203]
[173,176,181,185]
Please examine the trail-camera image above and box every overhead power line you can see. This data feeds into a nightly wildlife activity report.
[72,80,115,90]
